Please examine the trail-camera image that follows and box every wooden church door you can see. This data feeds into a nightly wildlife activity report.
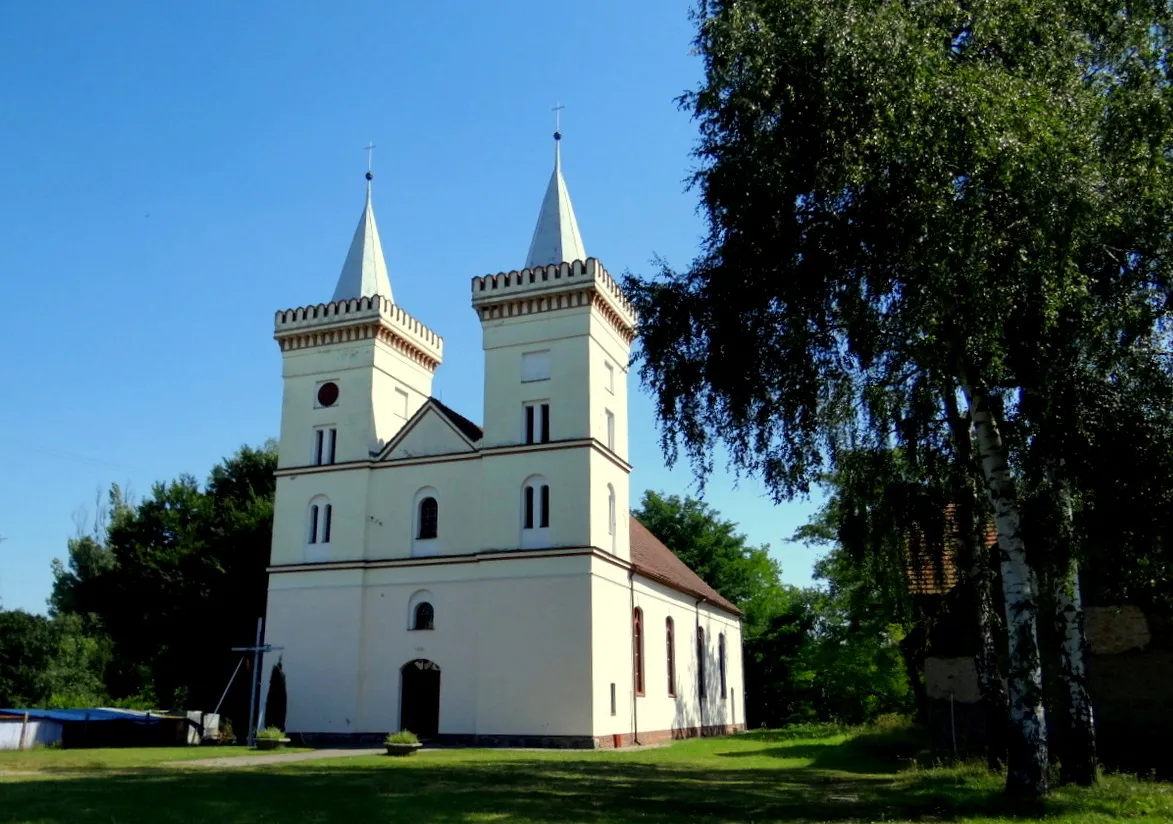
[400,659,441,738]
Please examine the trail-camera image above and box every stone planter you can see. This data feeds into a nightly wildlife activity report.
[384,742,422,757]
[255,737,291,751]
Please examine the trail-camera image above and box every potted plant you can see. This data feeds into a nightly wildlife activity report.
[254,726,291,751]
[384,729,422,756]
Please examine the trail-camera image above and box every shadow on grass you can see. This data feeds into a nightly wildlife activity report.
[0,753,1154,824]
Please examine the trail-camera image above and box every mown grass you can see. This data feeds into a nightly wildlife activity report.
[1,723,1170,823]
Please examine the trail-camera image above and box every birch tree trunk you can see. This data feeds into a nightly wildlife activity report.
[1051,481,1098,785]
[963,381,1049,797]
[945,389,1010,770]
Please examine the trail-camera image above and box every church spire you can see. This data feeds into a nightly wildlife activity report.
[332,150,393,303]
[523,121,587,271]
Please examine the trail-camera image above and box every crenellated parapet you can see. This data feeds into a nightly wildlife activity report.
[470,258,637,344]
[274,294,443,370]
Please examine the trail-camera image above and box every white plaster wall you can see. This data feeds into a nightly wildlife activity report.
[267,555,594,737]
[478,449,591,551]
[387,410,475,460]
[365,459,483,559]
[278,338,432,469]
[588,450,631,561]
[265,570,365,734]
[480,308,594,447]
[0,719,63,750]
[589,564,744,737]
[270,469,372,565]
[588,559,635,738]
[587,310,632,463]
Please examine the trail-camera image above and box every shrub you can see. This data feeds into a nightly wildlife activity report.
[255,726,286,740]
[384,730,419,745]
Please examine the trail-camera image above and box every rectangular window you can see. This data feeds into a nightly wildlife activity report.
[539,485,550,528]
[394,388,409,418]
[521,350,551,382]
[309,505,319,544]
[608,490,615,536]
[719,633,727,698]
[605,410,615,451]
[605,361,614,394]
[322,504,333,543]
[523,403,551,444]
[610,683,616,716]
[524,486,535,529]
[315,428,337,466]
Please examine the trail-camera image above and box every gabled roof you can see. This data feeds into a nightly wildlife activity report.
[630,517,741,616]
[524,135,587,270]
[332,178,393,303]
[430,397,483,443]
[377,397,483,461]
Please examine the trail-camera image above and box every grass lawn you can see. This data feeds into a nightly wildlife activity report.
[1,725,1170,823]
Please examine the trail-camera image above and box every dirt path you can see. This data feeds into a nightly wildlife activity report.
[172,748,385,768]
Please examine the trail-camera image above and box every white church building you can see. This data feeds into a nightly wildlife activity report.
[261,133,745,747]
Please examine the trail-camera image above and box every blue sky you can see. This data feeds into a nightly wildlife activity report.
[0,0,825,614]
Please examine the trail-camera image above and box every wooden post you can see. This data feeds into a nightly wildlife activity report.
[18,712,29,751]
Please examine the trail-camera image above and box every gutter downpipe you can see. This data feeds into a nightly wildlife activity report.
[629,568,640,746]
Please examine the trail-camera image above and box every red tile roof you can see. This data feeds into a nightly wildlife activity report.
[905,504,998,596]
[629,517,742,616]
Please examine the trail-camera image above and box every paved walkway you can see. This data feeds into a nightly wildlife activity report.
[173,748,384,768]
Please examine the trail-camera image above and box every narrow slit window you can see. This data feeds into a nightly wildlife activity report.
[697,627,706,698]
[327,428,336,464]
[633,608,645,696]
[308,505,319,544]
[666,618,676,696]
[314,430,325,465]
[605,410,615,451]
[322,504,333,543]
[525,405,535,444]
[610,683,616,716]
[540,485,550,528]
[524,485,535,529]
[540,404,550,443]
[719,633,727,698]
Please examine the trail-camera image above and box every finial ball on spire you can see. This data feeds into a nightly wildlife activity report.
[366,171,374,181]
[554,131,562,141]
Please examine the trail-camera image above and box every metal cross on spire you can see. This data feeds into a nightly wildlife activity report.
[365,142,376,180]
[552,103,565,137]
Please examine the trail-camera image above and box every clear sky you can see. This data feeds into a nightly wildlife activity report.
[0,0,825,614]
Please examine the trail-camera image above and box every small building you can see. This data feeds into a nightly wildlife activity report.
[0,708,195,749]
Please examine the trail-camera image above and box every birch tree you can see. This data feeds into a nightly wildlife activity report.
[626,0,1173,797]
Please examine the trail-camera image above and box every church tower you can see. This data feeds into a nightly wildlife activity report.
[472,130,638,558]
[273,171,443,473]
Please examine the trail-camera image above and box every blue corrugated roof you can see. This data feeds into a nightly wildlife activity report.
[0,708,171,724]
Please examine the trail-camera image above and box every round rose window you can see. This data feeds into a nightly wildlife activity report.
[317,381,340,407]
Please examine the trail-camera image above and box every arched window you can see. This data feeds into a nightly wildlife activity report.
[719,633,727,698]
[418,497,438,539]
[413,602,435,631]
[633,608,645,696]
[521,476,550,548]
[697,626,706,698]
[607,484,616,537]
[307,497,332,545]
[666,617,676,696]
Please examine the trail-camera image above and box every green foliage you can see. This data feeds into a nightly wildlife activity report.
[385,729,420,745]
[47,443,277,728]
[634,490,792,636]
[255,726,285,740]
[635,489,911,727]
[0,610,57,707]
